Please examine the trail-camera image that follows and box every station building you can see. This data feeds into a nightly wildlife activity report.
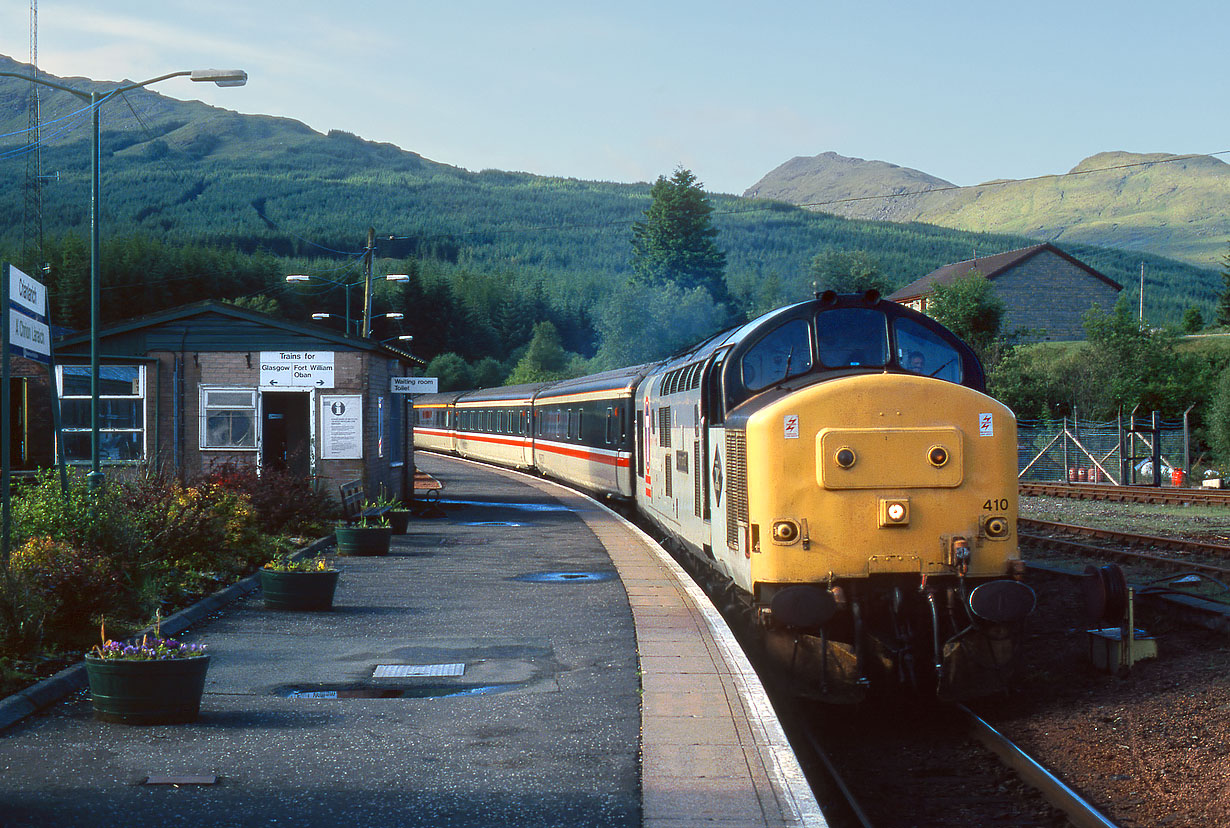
[47,301,423,499]
[888,243,1123,342]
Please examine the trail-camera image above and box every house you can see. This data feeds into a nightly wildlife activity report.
[888,243,1122,342]
[49,301,424,499]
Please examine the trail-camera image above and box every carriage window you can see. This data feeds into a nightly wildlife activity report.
[741,319,813,391]
[816,309,888,368]
[894,317,963,383]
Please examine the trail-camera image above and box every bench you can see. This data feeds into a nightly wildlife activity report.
[338,479,393,524]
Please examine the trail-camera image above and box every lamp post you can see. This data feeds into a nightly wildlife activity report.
[0,67,247,487]
[289,274,407,337]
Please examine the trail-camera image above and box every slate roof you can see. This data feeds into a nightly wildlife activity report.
[887,243,1123,302]
[53,300,424,365]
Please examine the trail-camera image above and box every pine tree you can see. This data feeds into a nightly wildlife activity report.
[1218,247,1230,327]
[630,168,727,303]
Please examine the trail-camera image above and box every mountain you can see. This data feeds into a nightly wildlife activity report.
[745,151,1230,270]
[0,54,1220,336]
[743,152,960,221]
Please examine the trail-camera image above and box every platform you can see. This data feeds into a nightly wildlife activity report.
[0,453,824,827]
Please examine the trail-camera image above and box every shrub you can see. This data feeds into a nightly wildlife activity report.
[0,568,48,660]
[9,537,124,640]
[203,461,335,535]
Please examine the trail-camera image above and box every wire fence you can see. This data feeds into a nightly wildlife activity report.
[1017,414,1192,486]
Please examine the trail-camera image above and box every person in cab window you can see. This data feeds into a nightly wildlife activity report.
[907,350,925,373]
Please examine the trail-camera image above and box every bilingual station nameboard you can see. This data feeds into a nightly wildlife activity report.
[5,264,51,364]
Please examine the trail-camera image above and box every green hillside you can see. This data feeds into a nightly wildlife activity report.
[746,151,1230,270]
[1,55,1221,364]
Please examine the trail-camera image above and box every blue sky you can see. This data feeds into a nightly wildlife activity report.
[1,0,1226,195]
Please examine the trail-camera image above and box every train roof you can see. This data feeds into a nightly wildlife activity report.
[453,381,553,406]
[534,362,658,400]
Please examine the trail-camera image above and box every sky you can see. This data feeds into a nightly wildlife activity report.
[1,0,1226,195]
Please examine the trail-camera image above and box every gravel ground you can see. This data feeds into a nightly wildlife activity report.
[968,497,1230,827]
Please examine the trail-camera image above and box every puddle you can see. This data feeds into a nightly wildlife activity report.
[440,499,573,513]
[513,571,615,583]
[277,683,517,700]
[459,521,525,527]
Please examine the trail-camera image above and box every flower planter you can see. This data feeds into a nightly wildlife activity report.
[84,654,210,724]
[260,568,341,610]
[387,509,411,534]
[335,525,393,556]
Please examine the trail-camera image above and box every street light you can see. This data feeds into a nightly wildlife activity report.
[0,66,247,487]
[288,274,407,337]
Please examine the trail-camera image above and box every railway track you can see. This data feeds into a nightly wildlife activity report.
[1019,518,1230,583]
[1020,480,1230,506]
[793,699,1119,828]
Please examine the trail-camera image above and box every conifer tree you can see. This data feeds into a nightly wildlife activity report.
[630,168,727,303]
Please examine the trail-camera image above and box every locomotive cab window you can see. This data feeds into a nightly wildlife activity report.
[817,308,888,368]
[894,317,963,383]
[741,319,813,391]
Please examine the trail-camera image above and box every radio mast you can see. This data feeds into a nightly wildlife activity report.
[21,0,45,270]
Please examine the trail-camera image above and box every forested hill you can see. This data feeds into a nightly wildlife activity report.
[0,54,1219,347]
[746,151,1230,271]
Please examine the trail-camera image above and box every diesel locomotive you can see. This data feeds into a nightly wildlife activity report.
[413,291,1035,700]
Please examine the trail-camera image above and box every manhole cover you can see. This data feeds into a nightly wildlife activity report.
[374,663,465,678]
[513,571,615,583]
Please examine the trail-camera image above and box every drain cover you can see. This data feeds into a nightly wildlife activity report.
[374,663,465,678]
[513,571,614,583]
[145,775,218,786]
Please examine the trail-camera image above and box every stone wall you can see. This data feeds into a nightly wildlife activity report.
[991,251,1120,341]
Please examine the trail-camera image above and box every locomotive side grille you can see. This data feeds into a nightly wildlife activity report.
[664,460,673,498]
[693,440,702,518]
[726,430,748,549]
[658,405,672,448]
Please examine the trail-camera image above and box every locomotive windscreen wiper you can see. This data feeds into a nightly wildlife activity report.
[928,358,955,378]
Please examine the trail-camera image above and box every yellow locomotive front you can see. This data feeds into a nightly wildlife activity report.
[711,294,1034,701]
[747,373,1020,585]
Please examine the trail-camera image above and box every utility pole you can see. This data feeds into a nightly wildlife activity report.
[1139,262,1145,323]
[361,226,375,338]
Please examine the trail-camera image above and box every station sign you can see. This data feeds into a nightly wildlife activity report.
[390,376,438,394]
[260,351,335,388]
[5,265,50,363]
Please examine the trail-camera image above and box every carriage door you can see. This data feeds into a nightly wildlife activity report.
[261,391,310,476]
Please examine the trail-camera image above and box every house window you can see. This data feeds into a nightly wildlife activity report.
[201,388,257,449]
[57,365,146,463]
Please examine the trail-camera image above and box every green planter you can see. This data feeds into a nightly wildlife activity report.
[387,509,411,534]
[335,525,393,556]
[260,568,341,610]
[84,655,210,725]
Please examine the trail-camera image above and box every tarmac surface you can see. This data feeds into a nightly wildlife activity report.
[0,453,824,827]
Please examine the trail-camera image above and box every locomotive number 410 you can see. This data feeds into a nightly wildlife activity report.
[983,498,1010,511]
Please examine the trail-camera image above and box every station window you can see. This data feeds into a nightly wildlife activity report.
[57,364,147,463]
[200,387,257,450]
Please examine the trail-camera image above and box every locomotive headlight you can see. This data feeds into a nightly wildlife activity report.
[771,520,800,544]
[928,445,950,467]
[835,447,856,469]
[878,498,910,527]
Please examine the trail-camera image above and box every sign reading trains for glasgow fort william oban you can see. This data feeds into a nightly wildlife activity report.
[259,351,335,387]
